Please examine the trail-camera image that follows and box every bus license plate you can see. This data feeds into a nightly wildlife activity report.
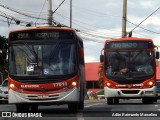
[38,95,48,99]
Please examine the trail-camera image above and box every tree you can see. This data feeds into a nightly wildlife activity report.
[0,35,8,81]
[97,63,104,88]
[0,35,8,49]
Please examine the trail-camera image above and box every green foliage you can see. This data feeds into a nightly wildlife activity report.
[0,35,8,75]
[97,63,104,88]
[0,35,8,49]
[96,90,104,95]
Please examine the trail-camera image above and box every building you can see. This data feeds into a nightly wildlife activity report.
[85,62,101,92]
[157,61,160,79]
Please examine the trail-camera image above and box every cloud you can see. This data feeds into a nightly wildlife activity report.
[85,56,97,63]
[1,0,160,63]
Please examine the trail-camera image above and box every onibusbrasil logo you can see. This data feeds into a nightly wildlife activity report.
[1,112,42,118]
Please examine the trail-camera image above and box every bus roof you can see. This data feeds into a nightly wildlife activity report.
[9,26,77,34]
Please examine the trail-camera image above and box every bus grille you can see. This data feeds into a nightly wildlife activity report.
[121,90,140,94]
[26,94,62,101]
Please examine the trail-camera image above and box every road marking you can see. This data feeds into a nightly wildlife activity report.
[77,112,84,120]
[77,117,84,120]
[155,105,159,108]
[84,103,104,108]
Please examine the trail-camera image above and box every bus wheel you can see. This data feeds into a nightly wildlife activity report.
[68,102,78,113]
[142,97,153,104]
[148,97,154,104]
[78,101,84,110]
[114,98,119,104]
[142,98,148,104]
[154,98,157,103]
[30,105,38,112]
[107,98,113,105]
[16,104,29,112]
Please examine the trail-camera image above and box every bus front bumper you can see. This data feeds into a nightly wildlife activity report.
[104,86,156,98]
[8,88,80,104]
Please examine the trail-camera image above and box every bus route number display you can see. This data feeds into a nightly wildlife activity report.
[110,43,137,49]
[17,32,59,40]
[11,31,73,40]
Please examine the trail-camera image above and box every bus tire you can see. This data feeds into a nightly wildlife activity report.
[148,97,154,104]
[31,105,38,112]
[68,102,78,113]
[78,101,84,110]
[142,98,148,104]
[107,98,113,105]
[154,98,157,103]
[16,104,29,113]
[16,104,21,113]
[114,98,119,104]
[142,97,153,104]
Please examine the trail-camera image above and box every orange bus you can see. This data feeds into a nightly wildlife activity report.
[100,37,159,104]
[8,26,86,112]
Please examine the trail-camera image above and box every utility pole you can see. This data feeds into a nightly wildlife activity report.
[122,0,127,37]
[70,0,72,28]
[48,0,53,25]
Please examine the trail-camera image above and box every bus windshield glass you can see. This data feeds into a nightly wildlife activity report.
[9,42,77,77]
[105,50,154,80]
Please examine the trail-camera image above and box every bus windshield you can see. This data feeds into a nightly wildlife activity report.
[105,50,154,81]
[9,42,77,77]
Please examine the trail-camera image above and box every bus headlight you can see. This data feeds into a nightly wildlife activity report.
[148,81,153,86]
[107,82,111,87]
[10,83,15,88]
[104,81,116,88]
[72,82,77,87]
[143,80,155,88]
[9,83,18,91]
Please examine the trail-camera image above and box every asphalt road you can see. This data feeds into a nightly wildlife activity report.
[0,99,160,120]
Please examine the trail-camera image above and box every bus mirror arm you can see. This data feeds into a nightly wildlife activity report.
[100,48,104,62]
[100,55,104,63]
[156,51,159,59]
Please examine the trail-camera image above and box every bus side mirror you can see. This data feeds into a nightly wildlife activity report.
[0,49,7,59]
[156,51,159,59]
[100,55,104,62]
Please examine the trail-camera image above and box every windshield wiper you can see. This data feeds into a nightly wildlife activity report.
[23,42,38,63]
[132,50,144,62]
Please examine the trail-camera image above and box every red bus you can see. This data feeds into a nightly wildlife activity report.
[100,37,159,104]
[8,26,86,112]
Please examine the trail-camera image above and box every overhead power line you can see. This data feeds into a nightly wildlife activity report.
[52,0,66,15]
[35,0,47,24]
[127,19,160,34]
[0,4,47,21]
[129,6,160,33]
[59,0,121,18]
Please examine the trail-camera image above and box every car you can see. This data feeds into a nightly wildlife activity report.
[0,79,8,103]
[96,89,105,100]
[153,81,160,102]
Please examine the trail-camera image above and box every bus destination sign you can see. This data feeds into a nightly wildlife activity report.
[10,31,74,41]
[106,41,153,50]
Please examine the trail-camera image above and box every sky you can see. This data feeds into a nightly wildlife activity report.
[1,0,160,63]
